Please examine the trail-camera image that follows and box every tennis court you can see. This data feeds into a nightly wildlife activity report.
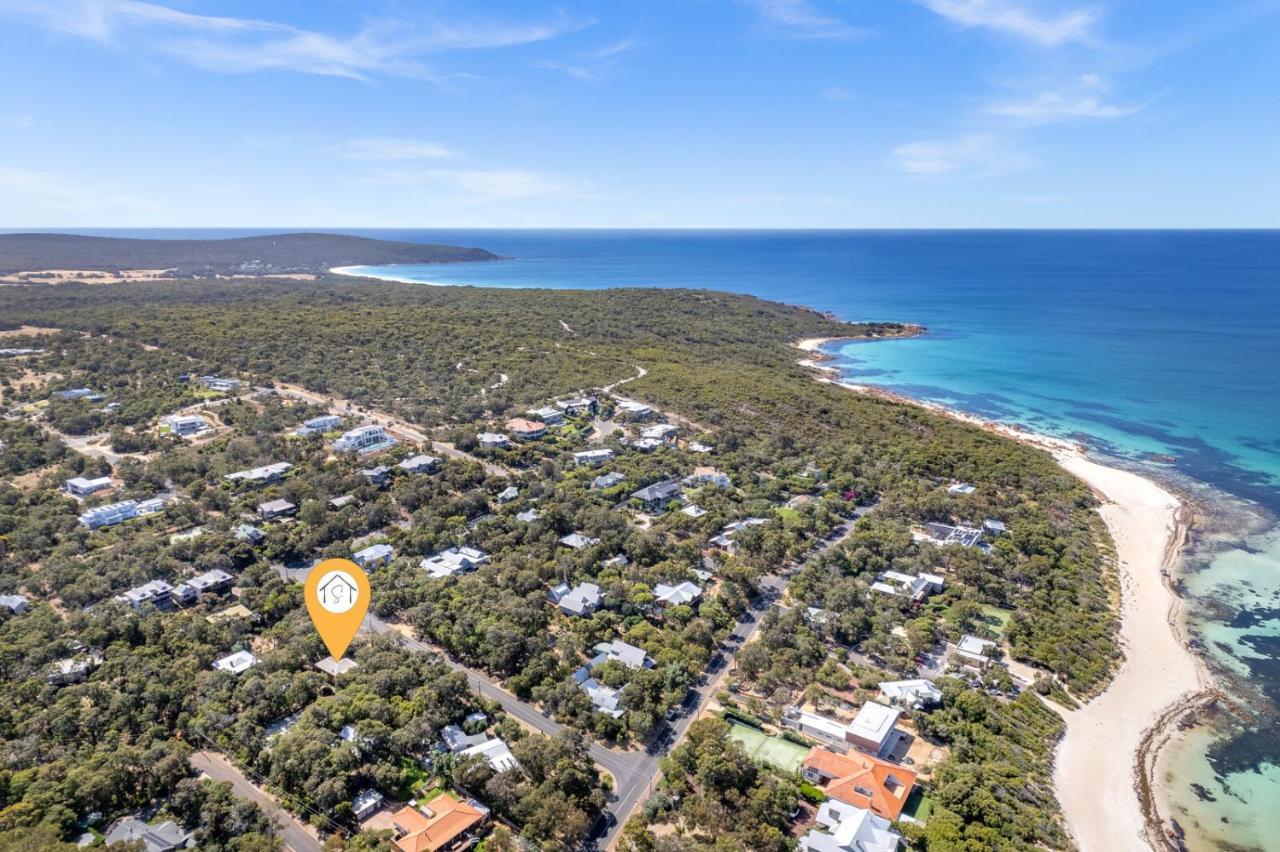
[727,721,809,773]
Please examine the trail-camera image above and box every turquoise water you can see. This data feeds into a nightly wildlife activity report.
[56,228,1280,848]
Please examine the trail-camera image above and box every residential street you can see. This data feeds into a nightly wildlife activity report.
[190,750,323,852]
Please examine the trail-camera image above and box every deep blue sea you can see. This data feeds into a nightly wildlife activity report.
[49,228,1280,848]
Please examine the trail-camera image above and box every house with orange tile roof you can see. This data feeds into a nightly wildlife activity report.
[390,793,487,852]
[800,747,917,821]
[505,417,547,440]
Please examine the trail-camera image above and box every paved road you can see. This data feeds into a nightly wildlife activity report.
[190,750,323,852]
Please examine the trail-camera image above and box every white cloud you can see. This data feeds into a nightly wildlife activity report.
[984,75,1148,124]
[332,137,457,161]
[535,38,638,83]
[0,1,584,80]
[918,0,1100,47]
[892,133,1033,177]
[743,0,870,40]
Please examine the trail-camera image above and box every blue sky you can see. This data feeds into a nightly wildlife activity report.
[0,0,1277,227]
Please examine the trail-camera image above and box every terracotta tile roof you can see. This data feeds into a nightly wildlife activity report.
[802,747,917,820]
[392,794,485,852]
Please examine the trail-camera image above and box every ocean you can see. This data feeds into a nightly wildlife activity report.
[58,228,1280,849]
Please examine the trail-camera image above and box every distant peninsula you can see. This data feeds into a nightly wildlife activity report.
[0,232,497,281]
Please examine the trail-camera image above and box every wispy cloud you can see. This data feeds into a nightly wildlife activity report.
[743,0,871,40]
[0,1,585,81]
[892,133,1033,177]
[331,137,457,161]
[984,74,1150,124]
[356,167,590,201]
[535,38,637,83]
[918,0,1100,47]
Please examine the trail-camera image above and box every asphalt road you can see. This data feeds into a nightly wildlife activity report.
[190,751,323,852]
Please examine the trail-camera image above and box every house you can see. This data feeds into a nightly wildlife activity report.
[983,518,1008,536]
[573,668,626,718]
[477,432,510,449]
[352,788,385,821]
[681,504,707,518]
[555,395,597,416]
[506,417,547,440]
[947,482,976,495]
[590,639,653,670]
[801,748,918,821]
[799,800,902,852]
[526,405,564,425]
[163,414,209,437]
[0,594,28,614]
[459,737,520,772]
[573,448,613,466]
[603,553,629,569]
[53,388,103,402]
[640,423,679,443]
[234,523,265,543]
[918,522,983,548]
[224,462,292,485]
[196,375,242,392]
[212,650,259,674]
[441,724,487,753]
[361,465,392,487]
[79,499,141,529]
[137,497,166,516]
[389,793,487,852]
[257,498,296,521]
[47,653,102,686]
[333,424,397,454]
[420,546,490,579]
[616,399,653,419]
[558,532,600,550]
[688,441,714,454]
[871,571,945,602]
[65,475,113,498]
[516,508,540,523]
[783,702,903,758]
[684,466,730,488]
[879,679,944,709]
[631,480,682,513]
[954,634,999,668]
[103,817,192,852]
[354,543,395,569]
[172,569,233,604]
[497,485,519,503]
[653,581,702,608]
[298,414,341,434]
[630,437,663,453]
[399,454,441,474]
[847,702,903,757]
[549,582,602,617]
[115,579,176,609]
[329,494,356,509]
[315,656,358,677]
[591,471,625,490]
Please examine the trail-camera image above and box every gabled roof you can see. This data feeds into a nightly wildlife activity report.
[802,749,917,820]
[392,794,486,852]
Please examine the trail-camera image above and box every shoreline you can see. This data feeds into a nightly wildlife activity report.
[794,338,1212,852]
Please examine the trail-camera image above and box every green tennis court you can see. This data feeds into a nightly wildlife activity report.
[727,721,809,773]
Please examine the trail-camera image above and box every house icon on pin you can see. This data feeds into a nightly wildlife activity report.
[318,572,359,611]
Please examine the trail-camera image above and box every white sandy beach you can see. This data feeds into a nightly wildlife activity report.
[794,337,1208,851]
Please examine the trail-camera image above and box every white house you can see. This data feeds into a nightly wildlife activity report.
[871,571,945,602]
[847,702,902,757]
[353,543,395,569]
[333,424,396,454]
[212,650,259,674]
[65,476,113,498]
[654,581,702,608]
[398,454,441,474]
[351,788,385,821]
[197,376,242,392]
[954,634,999,668]
[684,466,731,488]
[79,500,141,529]
[573,669,625,718]
[616,399,653,419]
[163,414,209,437]
[299,414,341,434]
[640,423,679,442]
[526,405,564,425]
[477,432,510,449]
[800,801,902,852]
[420,546,490,579]
[573,448,613,466]
[0,594,29,615]
[115,579,176,609]
[257,498,296,521]
[549,582,603,617]
[878,679,943,709]
[558,532,600,550]
[459,737,520,773]
[590,639,653,670]
[172,569,233,604]
[591,471,625,489]
[947,482,976,495]
[555,396,597,416]
[497,485,519,503]
[224,462,292,485]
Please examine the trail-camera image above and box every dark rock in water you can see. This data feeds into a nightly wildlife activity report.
[1145,453,1178,463]
[1190,782,1218,802]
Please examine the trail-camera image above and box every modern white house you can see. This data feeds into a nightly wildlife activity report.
[555,396,597,416]
[640,423,679,442]
[800,801,903,852]
[351,788,385,821]
[870,571,945,602]
[332,424,396,454]
[878,679,944,709]
[783,702,903,758]
[212,650,259,674]
[65,475,113,498]
[353,543,395,569]
[297,414,341,435]
[616,399,653,419]
[224,462,292,485]
[79,500,142,529]
[549,582,603,617]
[574,448,614,466]
[163,414,210,437]
[526,405,564,425]
[115,579,176,609]
[398,454,441,474]
[420,546,490,579]
[197,376,243,392]
[954,634,1000,668]
[683,466,731,488]
[477,432,511,449]
[918,522,983,548]
[172,569,233,604]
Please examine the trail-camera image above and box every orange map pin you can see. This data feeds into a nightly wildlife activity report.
[304,557,370,661]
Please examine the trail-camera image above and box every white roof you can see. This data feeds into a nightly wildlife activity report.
[420,546,488,578]
[459,737,520,772]
[212,650,259,674]
[801,801,901,852]
[879,678,943,704]
[559,532,599,549]
[654,581,702,606]
[795,709,848,741]
[957,634,998,656]
[848,702,900,748]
